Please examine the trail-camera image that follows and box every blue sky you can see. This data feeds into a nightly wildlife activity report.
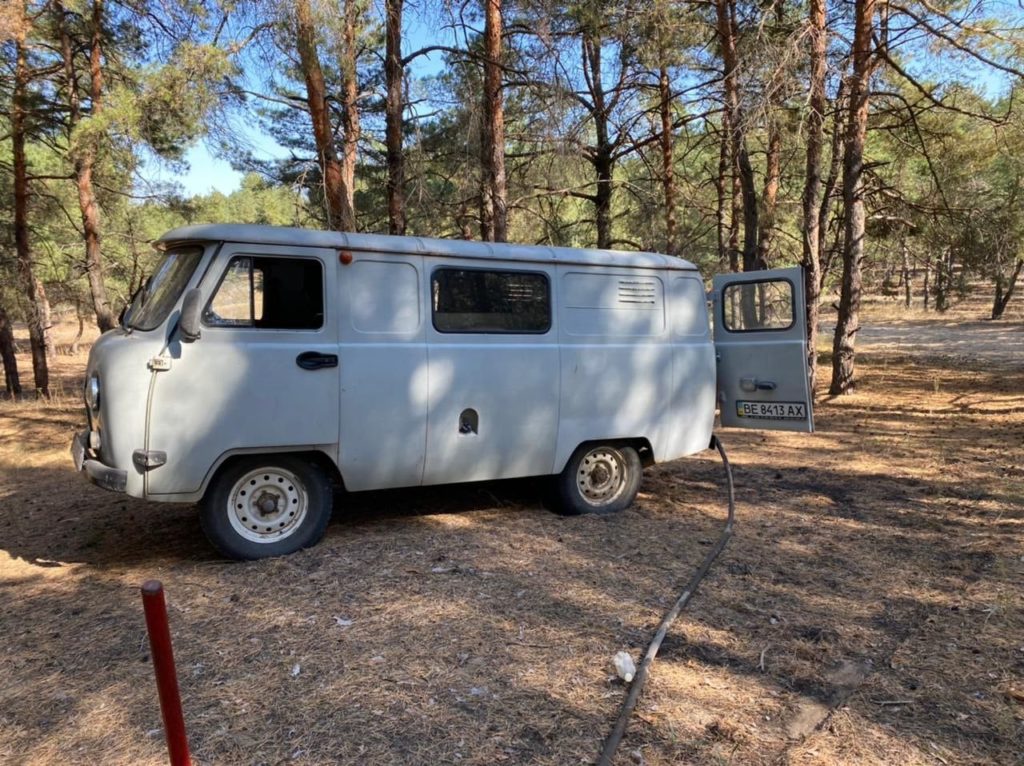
[142,1,1024,198]
[144,11,449,197]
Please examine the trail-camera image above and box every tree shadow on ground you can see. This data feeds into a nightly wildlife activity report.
[2,444,1020,764]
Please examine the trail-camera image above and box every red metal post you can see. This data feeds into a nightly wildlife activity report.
[141,580,192,766]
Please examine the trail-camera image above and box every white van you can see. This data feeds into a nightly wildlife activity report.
[72,225,812,559]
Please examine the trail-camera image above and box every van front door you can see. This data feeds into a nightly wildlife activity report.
[146,245,340,496]
[712,266,814,432]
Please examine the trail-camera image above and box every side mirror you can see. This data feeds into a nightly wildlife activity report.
[179,288,203,343]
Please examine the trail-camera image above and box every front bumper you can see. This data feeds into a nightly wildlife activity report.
[71,430,127,493]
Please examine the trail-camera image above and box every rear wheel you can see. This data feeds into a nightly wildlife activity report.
[200,456,332,560]
[555,443,642,516]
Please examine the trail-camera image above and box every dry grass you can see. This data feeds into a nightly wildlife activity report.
[0,305,1022,765]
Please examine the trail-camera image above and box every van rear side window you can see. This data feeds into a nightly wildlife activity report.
[432,268,550,333]
[205,256,324,330]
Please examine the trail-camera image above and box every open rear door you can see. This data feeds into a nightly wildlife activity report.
[712,266,813,432]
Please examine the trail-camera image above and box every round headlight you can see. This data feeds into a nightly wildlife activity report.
[86,376,100,411]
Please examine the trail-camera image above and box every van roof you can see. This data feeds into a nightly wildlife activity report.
[157,224,699,272]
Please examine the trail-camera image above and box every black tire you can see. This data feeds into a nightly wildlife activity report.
[200,455,333,560]
[554,443,642,516]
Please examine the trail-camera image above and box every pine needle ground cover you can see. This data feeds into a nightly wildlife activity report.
[1,309,1021,765]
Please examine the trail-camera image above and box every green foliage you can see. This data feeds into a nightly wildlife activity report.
[133,44,236,159]
[5,0,1024,337]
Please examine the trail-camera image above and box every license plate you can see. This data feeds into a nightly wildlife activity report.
[736,400,807,420]
[71,432,86,471]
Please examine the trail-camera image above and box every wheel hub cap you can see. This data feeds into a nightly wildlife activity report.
[256,492,279,515]
[227,468,308,544]
[576,447,627,506]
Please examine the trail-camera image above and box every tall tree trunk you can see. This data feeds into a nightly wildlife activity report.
[902,240,912,308]
[716,0,743,270]
[935,249,951,311]
[923,255,930,310]
[340,0,361,227]
[58,0,115,332]
[481,0,507,242]
[716,116,732,268]
[385,0,406,235]
[756,120,781,269]
[738,145,758,271]
[76,0,115,331]
[818,81,845,280]
[295,0,354,231]
[801,0,827,394]
[829,0,877,395]
[458,197,474,240]
[991,258,1023,319]
[479,172,492,241]
[593,150,613,249]
[659,63,677,255]
[0,303,21,397]
[582,30,614,249]
[12,11,51,397]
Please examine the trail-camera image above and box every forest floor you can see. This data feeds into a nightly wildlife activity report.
[0,296,1022,765]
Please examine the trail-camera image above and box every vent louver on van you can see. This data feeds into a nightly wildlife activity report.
[617,279,658,305]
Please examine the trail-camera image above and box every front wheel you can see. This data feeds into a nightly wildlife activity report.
[555,443,642,516]
[200,456,333,560]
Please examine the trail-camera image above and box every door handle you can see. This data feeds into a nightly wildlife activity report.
[296,351,338,370]
[740,377,777,392]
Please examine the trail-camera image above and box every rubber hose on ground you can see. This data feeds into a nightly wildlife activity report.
[597,434,736,766]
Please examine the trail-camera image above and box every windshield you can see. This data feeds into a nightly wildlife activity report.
[127,246,205,331]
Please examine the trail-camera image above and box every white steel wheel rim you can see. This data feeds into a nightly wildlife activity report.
[576,447,628,507]
[227,467,309,544]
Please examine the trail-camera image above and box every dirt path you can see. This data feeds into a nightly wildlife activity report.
[823,318,1024,370]
[1,319,1021,765]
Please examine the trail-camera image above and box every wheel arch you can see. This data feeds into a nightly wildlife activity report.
[198,447,343,501]
[557,437,655,473]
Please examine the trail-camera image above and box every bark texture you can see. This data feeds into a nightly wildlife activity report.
[991,258,1022,319]
[13,10,51,396]
[0,304,21,397]
[385,0,406,235]
[830,0,877,395]
[801,0,827,393]
[295,0,355,231]
[480,0,507,242]
[738,144,759,271]
[659,64,676,255]
[340,0,361,225]
[59,0,115,332]
[756,120,781,269]
[818,82,846,282]
[82,1,114,330]
[582,29,614,249]
[716,115,733,268]
[715,0,743,270]
[902,239,912,308]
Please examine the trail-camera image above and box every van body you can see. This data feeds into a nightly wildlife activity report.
[72,225,813,558]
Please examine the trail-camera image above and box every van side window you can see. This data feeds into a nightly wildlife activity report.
[432,268,550,333]
[721,279,793,332]
[205,256,324,330]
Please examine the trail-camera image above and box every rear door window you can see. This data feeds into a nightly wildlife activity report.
[721,279,794,332]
